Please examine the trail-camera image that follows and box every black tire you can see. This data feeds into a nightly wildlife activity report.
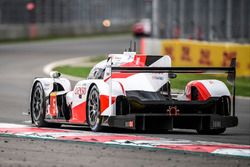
[196,128,226,135]
[47,123,61,128]
[86,85,102,132]
[31,82,48,127]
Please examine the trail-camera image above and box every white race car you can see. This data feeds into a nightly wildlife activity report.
[30,50,237,134]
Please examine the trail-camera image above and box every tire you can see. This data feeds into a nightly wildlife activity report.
[47,123,61,128]
[196,128,226,135]
[31,82,48,127]
[86,85,102,132]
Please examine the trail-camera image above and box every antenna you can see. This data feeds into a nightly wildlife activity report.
[134,41,136,52]
[129,40,132,52]
[124,40,137,52]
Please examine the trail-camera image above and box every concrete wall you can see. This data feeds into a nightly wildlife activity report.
[0,23,131,40]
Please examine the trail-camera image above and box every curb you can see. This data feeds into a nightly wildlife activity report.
[1,123,250,158]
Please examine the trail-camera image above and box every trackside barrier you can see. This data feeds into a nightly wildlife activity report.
[140,38,250,76]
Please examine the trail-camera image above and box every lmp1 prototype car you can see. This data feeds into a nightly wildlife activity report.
[30,50,238,134]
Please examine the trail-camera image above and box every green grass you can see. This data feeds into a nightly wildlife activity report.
[54,65,250,97]
[171,74,250,97]
[54,66,92,78]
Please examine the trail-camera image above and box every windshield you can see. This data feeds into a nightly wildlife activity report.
[87,60,106,79]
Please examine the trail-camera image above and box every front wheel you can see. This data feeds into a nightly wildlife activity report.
[196,128,226,135]
[31,82,48,127]
[87,85,102,132]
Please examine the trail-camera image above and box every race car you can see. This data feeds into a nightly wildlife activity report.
[132,18,151,37]
[30,49,238,134]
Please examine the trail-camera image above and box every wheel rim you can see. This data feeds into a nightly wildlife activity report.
[32,86,43,121]
[87,88,100,127]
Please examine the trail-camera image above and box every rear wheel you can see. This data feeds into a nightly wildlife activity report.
[31,82,48,127]
[196,128,226,135]
[87,85,102,132]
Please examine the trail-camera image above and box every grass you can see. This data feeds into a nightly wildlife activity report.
[171,74,250,97]
[53,56,107,78]
[53,56,250,97]
[54,66,92,78]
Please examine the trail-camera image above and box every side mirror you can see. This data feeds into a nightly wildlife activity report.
[168,73,177,79]
[50,71,61,78]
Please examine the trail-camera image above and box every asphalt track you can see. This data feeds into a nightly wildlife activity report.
[0,35,249,166]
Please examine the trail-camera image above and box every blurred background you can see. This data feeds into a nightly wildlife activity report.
[0,0,249,42]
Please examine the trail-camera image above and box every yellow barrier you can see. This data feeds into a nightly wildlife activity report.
[161,39,250,76]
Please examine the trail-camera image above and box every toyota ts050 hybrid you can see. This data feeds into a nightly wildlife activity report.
[30,49,238,134]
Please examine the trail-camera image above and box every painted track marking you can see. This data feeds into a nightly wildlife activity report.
[0,123,249,158]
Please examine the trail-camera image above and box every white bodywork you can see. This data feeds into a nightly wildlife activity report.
[196,80,230,97]
[31,51,232,124]
[32,78,71,97]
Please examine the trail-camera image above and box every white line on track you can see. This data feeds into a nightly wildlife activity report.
[0,123,250,157]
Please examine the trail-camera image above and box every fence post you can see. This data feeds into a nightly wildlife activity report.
[152,0,159,38]
[208,0,214,41]
[179,0,184,38]
[226,0,232,40]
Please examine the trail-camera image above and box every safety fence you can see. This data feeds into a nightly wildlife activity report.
[154,0,250,43]
[0,0,147,40]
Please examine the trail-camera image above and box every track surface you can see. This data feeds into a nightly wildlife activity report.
[0,35,249,166]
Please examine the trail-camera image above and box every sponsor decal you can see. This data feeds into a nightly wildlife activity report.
[161,39,250,76]
[152,74,164,80]
[44,83,51,90]
[199,49,212,66]
[74,87,86,96]
[222,51,237,67]
[44,83,50,87]
[181,46,191,61]
[164,47,174,60]
[209,80,214,84]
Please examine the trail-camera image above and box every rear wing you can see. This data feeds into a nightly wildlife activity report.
[111,58,236,116]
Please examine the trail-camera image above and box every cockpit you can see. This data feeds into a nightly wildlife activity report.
[87,60,106,79]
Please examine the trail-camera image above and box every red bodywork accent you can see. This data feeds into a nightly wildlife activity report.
[117,81,126,95]
[105,55,147,82]
[107,55,147,81]
[100,95,116,113]
[69,95,116,124]
[104,73,135,82]
[121,55,146,67]
[186,81,211,101]
[112,73,134,78]
[70,102,87,123]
